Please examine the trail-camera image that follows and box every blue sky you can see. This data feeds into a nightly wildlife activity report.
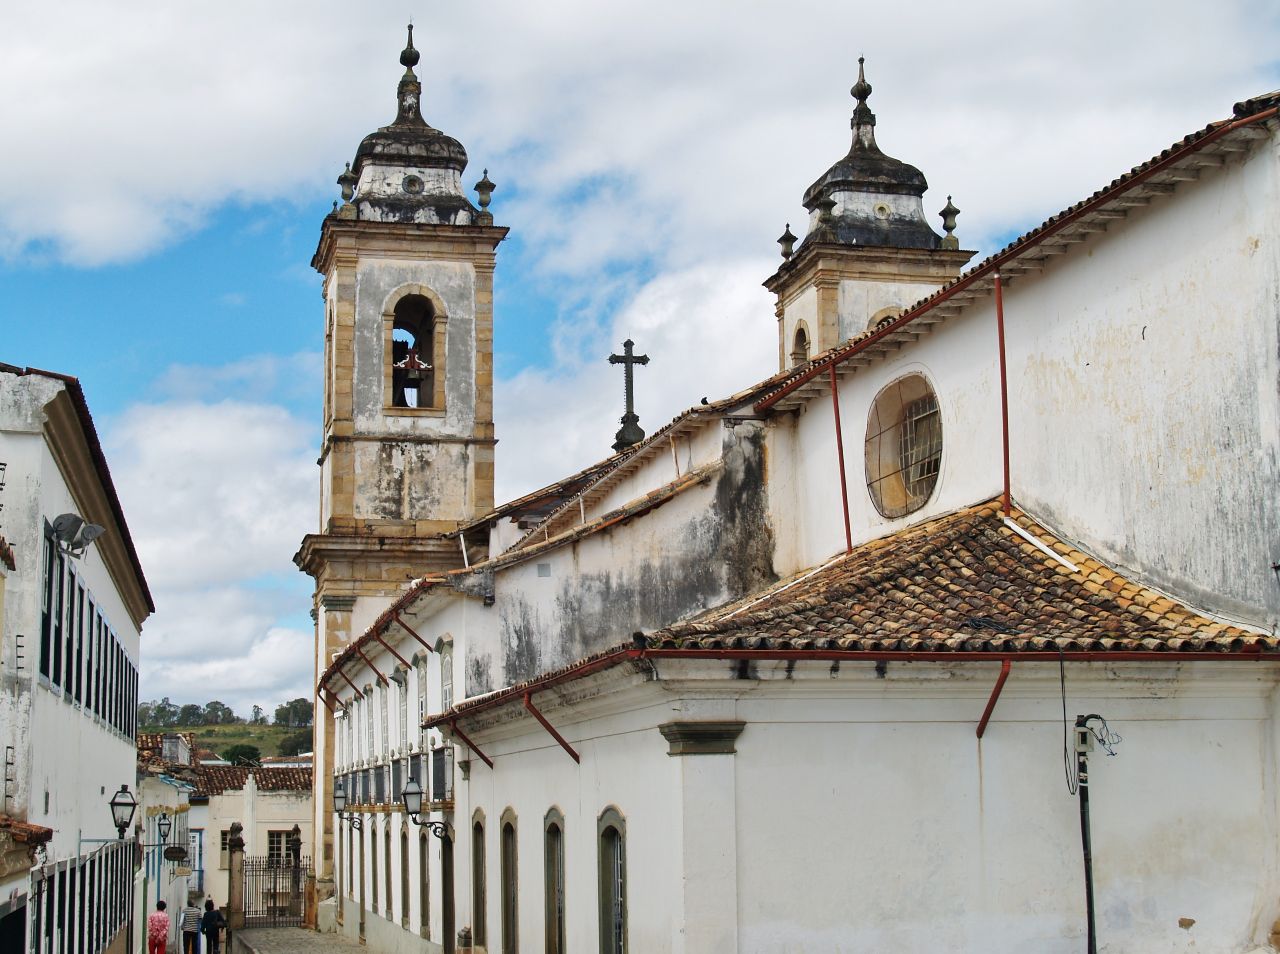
[4,0,1277,716]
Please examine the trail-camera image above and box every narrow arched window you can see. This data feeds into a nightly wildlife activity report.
[598,808,627,954]
[391,295,437,408]
[544,810,566,954]
[384,824,393,921]
[472,815,487,947]
[401,826,410,927]
[791,324,810,367]
[370,823,379,914]
[501,813,518,953]
[419,831,431,938]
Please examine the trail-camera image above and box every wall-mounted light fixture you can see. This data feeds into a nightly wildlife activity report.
[52,513,106,559]
[333,779,361,830]
[401,779,449,838]
[108,784,137,840]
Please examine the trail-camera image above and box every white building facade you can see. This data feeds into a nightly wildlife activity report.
[0,365,153,954]
[301,35,1280,954]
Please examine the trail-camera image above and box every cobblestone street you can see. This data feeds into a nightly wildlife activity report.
[234,928,363,954]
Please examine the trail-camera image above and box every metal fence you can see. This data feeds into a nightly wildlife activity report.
[243,854,311,928]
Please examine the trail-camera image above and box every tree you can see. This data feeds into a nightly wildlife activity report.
[204,700,237,725]
[150,697,178,727]
[223,744,261,766]
[289,698,314,728]
[178,703,204,726]
[250,705,266,726]
[279,730,312,757]
[274,698,313,728]
[137,700,154,726]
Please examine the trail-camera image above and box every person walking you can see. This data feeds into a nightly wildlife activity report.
[180,898,202,954]
[200,899,227,954]
[147,900,171,954]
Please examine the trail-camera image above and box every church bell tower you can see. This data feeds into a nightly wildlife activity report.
[296,26,506,887]
[765,59,974,369]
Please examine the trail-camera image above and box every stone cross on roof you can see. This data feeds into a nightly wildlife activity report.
[608,339,649,452]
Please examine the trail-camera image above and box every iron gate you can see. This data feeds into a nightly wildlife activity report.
[243,854,310,928]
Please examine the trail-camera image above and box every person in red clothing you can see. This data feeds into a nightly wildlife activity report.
[147,900,171,954]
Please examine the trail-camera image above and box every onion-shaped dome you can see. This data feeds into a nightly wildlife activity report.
[800,58,942,250]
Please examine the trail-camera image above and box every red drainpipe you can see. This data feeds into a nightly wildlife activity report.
[975,659,1012,739]
[830,366,854,553]
[994,272,1011,515]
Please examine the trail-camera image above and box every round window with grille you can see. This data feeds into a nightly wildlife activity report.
[864,374,942,518]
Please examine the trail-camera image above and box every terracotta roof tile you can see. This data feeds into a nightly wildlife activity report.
[426,499,1274,729]
[654,501,1269,652]
[191,765,311,797]
[0,814,54,847]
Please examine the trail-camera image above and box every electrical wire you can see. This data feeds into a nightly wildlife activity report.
[1061,650,1122,794]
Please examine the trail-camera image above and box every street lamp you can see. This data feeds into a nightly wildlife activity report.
[156,813,172,844]
[109,785,137,840]
[401,779,449,838]
[333,779,361,831]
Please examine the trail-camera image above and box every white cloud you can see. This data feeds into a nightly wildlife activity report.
[105,398,315,590]
[1,1,1275,268]
[494,259,777,500]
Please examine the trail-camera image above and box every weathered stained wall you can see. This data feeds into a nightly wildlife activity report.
[778,131,1280,631]
[464,420,776,695]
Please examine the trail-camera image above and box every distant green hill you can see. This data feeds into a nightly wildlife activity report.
[139,723,309,759]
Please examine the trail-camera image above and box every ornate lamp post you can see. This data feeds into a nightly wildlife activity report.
[333,779,361,830]
[401,779,449,838]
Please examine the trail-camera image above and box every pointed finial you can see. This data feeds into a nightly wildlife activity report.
[778,223,797,259]
[851,56,875,129]
[939,195,960,250]
[400,24,420,69]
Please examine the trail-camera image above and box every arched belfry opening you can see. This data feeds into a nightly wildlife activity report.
[791,324,811,367]
[391,294,438,408]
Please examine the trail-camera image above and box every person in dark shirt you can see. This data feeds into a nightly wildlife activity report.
[200,900,227,954]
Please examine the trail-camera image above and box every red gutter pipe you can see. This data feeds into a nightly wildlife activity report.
[522,692,581,763]
[331,666,362,696]
[830,366,854,554]
[352,644,390,686]
[448,719,494,769]
[975,659,1012,739]
[994,273,1012,516]
[755,104,1280,414]
[373,632,414,670]
[393,612,435,653]
[425,644,1269,731]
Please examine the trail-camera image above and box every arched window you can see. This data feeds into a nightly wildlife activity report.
[440,643,454,711]
[384,824,393,921]
[419,831,431,938]
[544,809,566,954]
[472,813,487,947]
[598,808,627,954]
[400,825,411,928]
[865,373,943,518]
[391,294,439,408]
[500,811,519,953]
[790,324,810,367]
[370,821,379,914]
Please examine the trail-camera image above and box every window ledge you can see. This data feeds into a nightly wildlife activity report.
[383,407,446,418]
